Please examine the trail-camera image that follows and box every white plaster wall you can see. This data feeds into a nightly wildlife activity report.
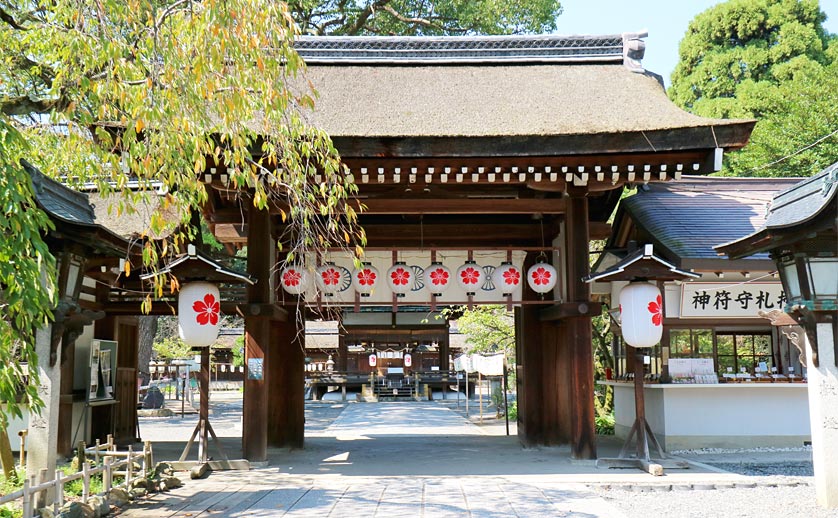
[605,382,810,447]
[660,385,810,437]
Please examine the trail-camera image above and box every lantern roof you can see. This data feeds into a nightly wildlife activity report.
[716,162,838,260]
[140,244,255,285]
[584,244,700,283]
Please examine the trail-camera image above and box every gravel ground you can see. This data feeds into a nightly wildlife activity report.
[596,446,835,518]
[598,484,838,518]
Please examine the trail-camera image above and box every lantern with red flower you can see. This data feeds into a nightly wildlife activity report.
[178,282,221,347]
[281,264,309,296]
[423,262,452,296]
[386,262,413,297]
[369,354,377,367]
[352,262,379,297]
[404,353,413,367]
[456,261,486,296]
[316,262,348,297]
[619,282,663,348]
[527,261,558,294]
[491,262,522,296]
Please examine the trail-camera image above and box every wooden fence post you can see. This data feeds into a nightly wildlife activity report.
[126,446,133,487]
[76,440,86,467]
[103,456,113,494]
[93,439,100,466]
[22,475,32,518]
[82,461,90,504]
[35,468,48,509]
[144,441,152,476]
[54,467,64,516]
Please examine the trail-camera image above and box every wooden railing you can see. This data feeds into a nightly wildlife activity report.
[0,434,153,518]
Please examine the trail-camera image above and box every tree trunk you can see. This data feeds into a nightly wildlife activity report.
[137,315,158,386]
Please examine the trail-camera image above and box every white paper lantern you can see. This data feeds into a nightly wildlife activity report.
[619,282,663,348]
[386,262,413,297]
[404,353,412,367]
[178,282,221,347]
[527,262,558,294]
[369,354,377,367]
[280,265,309,295]
[491,262,522,296]
[456,261,486,296]
[423,262,452,296]
[352,263,379,296]
[316,262,347,297]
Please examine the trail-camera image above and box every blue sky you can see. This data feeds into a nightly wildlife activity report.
[557,0,838,86]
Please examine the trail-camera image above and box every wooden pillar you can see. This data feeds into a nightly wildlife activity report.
[438,334,449,371]
[243,205,272,462]
[566,194,597,459]
[338,333,348,372]
[57,333,75,458]
[516,252,572,447]
[267,313,304,448]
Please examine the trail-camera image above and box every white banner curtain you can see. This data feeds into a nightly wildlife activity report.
[454,353,504,376]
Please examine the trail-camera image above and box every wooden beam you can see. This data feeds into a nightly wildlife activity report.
[208,197,566,223]
[539,302,604,321]
[331,126,753,159]
[355,197,566,215]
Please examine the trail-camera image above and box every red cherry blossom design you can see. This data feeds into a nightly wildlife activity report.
[321,268,341,286]
[503,268,521,286]
[460,267,480,285]
[531,267,552,286]
[192,293,220,326]
[430,268,449,286]
[357,269,377,286]
[283,269,302,287]
[390,267,410,286]
[648,295,662,326]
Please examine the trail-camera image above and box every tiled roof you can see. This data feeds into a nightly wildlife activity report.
[23,159,97,226]
[295,34,631,65]
[621,176,801,261]
[761,162,838,229]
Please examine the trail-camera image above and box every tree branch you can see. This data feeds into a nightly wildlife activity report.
[344,0,390,35]
[380,5,442,31]
[0,7,25,30]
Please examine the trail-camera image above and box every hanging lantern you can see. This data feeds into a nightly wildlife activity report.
[386,262,413,297]
[456,261,486,296]
[404,353,412,367]
[280,265,309,295]
[423,262,452,296]
[619,282,663,348]
[369,354,377,367]
[352,262,379,297]
[178,282,221,347]
[527,261,558,294]
[316,262,349,297]
[491,262,522,296]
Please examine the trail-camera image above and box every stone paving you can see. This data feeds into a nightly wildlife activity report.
[121,395,785,517]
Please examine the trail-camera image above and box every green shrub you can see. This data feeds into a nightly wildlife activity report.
[595,413,615,435]
[0,504,22,518]
[507,401,518,421]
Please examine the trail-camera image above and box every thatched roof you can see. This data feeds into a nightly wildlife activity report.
[295,34,754,151]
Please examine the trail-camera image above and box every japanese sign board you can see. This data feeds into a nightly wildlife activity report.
[680,282,786,318]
